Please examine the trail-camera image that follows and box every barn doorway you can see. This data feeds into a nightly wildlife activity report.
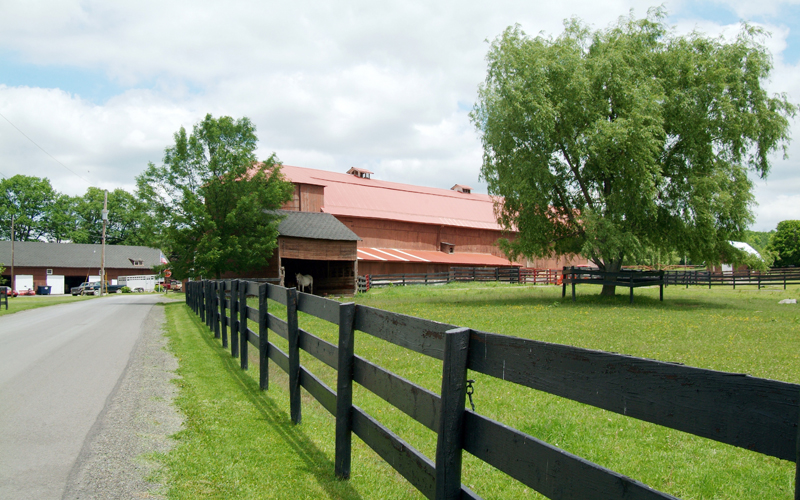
[281,258,355,296]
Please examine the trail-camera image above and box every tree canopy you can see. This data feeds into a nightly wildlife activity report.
[136,114,293,279]
[71,187,151,246]
[471,9,795,294]
[768,220,800,267]
[0,175,60,241]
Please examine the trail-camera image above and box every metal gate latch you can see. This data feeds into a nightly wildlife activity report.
[466,379,475,411]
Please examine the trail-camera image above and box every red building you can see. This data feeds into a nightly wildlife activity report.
[278,165,585,276]
[0,241,165,294]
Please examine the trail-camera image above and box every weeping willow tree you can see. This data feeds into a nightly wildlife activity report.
[472,9,795,295]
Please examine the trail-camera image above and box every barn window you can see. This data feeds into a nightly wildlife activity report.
[451,184,472,194]
[441,242,455,254]
[347,167,373,179]
[129,259,144,266]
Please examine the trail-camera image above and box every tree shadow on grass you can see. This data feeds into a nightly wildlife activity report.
[179,304,364,500]
[410,287,734,311]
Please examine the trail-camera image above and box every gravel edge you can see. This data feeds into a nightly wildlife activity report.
[62,302,183,500]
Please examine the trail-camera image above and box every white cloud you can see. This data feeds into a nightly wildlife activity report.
[1,0,799,235]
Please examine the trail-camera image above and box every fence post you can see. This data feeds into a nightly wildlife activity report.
[207,281,214,328]
[208,280,214,324]
[287,287,301,424]
[794,385,800,500]
[259,283,269,390]
[435,327,471,500]
[212,281,220,338]
[203,280,209,326]
[220,281,228,348]
[231,280,240,358]
[199,280,205,319]
[335,302,356,479]
[240,280,248,370]
[572,270,577,302]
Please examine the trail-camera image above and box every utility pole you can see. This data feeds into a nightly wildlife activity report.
[100,191,108,296]
[10,215,14,292]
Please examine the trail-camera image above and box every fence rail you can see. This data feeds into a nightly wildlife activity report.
[562,267,665,304]
[185,279,800,500]
[357,267,561,292]
[664,267,800,289]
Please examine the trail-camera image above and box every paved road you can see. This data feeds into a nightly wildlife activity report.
[0,294,174,499]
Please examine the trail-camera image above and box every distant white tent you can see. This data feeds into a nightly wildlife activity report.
[722,241,762,271]
[730,241,760,257]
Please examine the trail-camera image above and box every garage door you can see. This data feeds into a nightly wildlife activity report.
[47,275,65,295]
[15,275,33,293]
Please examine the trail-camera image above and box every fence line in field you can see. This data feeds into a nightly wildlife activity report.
[664,267,800,289]
[357,267,561,292]
[185,279,800,500]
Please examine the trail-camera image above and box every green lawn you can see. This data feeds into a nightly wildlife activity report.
[0,293,93,316]
[158,282,800,499]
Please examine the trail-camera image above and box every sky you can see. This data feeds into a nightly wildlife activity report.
[1,0,799,232]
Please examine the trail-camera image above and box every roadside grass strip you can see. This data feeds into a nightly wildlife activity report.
[156,301,420,499]
[0,294,93,316]
[162,282,800,499]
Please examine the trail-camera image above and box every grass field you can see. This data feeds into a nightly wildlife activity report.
[0,293,92,316]
[158,282,800,499]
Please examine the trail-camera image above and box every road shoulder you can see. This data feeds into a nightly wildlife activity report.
[62,302,183,500]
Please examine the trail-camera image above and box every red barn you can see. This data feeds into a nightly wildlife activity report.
[278,165,585,276]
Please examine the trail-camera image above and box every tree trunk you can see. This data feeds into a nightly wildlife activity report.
[599,259,622,297]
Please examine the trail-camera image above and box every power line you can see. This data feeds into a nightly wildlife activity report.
[0,110,93,186]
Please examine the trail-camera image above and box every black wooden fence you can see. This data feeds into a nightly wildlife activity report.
[357,267,561,292]
[185,279,800,500]
[562,267,665,304]
[665,268,800,289]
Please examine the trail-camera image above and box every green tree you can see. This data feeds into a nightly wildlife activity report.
[42,194,79,243]
[0,175,58,241]
[472,9,795,295]
[71,187,150,246]
[136,114,293,279]
[743,230,775,254]
[768,220,800,267]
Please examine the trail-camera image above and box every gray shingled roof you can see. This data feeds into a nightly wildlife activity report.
[273,210,360,241]
[0,241,164,269]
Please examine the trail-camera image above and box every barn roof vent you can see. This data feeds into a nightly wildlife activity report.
[347,167,373,179]
[451,184,472,194]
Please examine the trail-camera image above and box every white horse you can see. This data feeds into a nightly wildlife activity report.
[295,273,313,294]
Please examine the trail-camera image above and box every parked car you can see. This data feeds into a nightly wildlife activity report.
[164,280,182,291]
[71,282,125,296]
[0,286,17,297]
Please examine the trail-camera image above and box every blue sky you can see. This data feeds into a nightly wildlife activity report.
[1,0,799,231]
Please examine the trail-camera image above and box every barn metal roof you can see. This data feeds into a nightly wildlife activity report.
[0,241,165,269]
[274,210,360,241]
[356,247,518,266]
[278,165,505,231]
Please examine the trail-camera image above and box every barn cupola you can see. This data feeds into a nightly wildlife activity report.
[347,167,373,179]
[451,184,472,194]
